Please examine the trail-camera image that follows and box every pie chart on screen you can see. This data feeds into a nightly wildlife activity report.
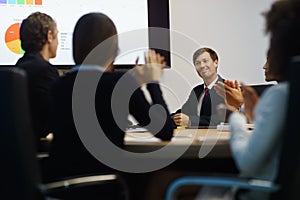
[5,23,25,54]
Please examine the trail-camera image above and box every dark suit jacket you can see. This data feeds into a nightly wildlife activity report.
[176,75,226,126]
[45,68,175,179]
[16,52,59,144]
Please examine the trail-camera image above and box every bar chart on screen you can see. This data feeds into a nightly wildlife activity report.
[0,0,42,5]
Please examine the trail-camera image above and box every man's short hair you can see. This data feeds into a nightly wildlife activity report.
[20,12,56,53]
[193,47,219,65]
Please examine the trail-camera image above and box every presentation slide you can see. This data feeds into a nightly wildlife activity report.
[0,0,148,65]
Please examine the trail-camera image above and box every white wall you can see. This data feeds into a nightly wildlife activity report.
[161,0,276,113]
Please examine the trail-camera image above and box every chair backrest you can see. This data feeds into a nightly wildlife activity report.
[0,67,43,199]
[272,57,300,200]
[0,67,130,200]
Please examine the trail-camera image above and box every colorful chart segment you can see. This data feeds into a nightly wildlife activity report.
[5,23,25,54]
[0,0,42,5]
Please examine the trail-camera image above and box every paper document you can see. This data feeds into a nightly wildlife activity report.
[126,127,148,133]
[217,123,254,131]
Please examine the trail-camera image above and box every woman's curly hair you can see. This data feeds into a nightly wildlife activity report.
[264,0,300,81]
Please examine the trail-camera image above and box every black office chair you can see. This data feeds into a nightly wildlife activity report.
[270,56,300,200]
[0,67,129,200]
[0,67,41,199]
[164,58,300,200]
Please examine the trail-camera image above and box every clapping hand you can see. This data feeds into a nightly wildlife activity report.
[214,80,244,109]
[134,49,166,85]
[240,83,259,122]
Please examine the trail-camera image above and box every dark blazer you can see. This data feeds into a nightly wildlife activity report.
[45,68,175,179]
[176,75,226,126]
[16,52,59,144]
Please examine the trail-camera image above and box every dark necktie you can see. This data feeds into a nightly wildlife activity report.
[204,87,209,97]
[200,87,211,116]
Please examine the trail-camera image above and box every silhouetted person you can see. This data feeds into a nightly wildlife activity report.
[16,12,59,150]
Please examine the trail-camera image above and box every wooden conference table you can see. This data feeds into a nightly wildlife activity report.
[38,128,231,159]
[124,128,232,159]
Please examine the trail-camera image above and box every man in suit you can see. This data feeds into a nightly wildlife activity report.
[173,47,226,127]
[16,12,59,149]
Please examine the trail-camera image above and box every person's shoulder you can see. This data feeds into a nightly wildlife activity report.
[217,74,225,82]
[275,81,289,90]
[104,71,126,77]
[261,82,289,99]
[15,54,34,68]
[100,71,126,82]
[192,83,204,91]
[265,82,288,93]
[17,53,53,69]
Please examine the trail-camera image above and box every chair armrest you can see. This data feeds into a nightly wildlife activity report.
[165,176,279,200]
[39,174,128,200]
[40,174,117,191]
